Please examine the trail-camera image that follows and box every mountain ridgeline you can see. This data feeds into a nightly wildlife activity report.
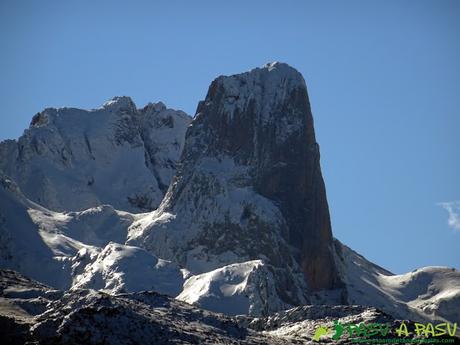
[0,97,190,213]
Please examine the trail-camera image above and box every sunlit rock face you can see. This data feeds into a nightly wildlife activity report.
[0,97,191,213]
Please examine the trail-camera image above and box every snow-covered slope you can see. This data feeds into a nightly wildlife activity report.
[0,173,88,288]
[174,239,460,321]
[377,267,460,322]
[0,97,190,213]
[0,174,182,297]
[335,240,460,323]
[29,205,134,249]
[177,260,292,316]
[72,242,184,296]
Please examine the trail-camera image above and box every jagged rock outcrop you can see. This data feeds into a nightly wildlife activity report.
[128,62,341,312]
[0,97,191,213]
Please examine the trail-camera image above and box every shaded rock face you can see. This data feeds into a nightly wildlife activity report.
[132,62,339,294]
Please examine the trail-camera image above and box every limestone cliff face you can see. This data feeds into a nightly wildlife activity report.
[130,62,340,295]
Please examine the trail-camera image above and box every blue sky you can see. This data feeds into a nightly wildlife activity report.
[0,0,459,273]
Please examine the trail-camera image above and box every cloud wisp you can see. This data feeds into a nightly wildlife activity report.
[438,201,460,231]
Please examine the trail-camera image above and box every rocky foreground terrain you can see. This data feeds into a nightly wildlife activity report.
[1,269,427,345]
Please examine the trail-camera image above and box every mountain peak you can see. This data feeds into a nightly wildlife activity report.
[130,63,339,298]
[199,61,308,133]
[220,61,306,89]
[262,61,302,74]
[102,96,137,113]
[142,101,167,114]
[264,61,282,70]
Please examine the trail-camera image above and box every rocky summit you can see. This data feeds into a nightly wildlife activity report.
[129,63,340,306]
